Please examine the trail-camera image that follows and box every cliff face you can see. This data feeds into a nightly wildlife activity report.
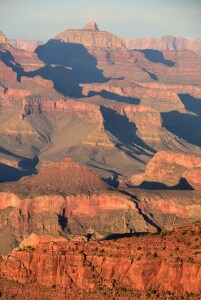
[1,158,201,256]
[0,223,200,299]
[0,31,7,43]
[103,104,164,144]
[1,28,201,181]
[54,27,125,48]
[128,151,201,188]
[182,168,201,190]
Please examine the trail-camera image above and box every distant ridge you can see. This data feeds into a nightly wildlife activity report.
[9,39,44,52]
[123,35,201,54]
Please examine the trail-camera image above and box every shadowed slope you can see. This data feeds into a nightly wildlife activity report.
[162,111,201,147]
[139,49,175,66]
[25,40,109,97]
[101,106,155,157]
[179,94,201,117]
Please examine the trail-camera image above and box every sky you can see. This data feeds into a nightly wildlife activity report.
[0,0,201,41]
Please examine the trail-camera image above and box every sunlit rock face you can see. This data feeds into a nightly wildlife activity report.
[54,22,125,48]
[0,223,201,299]
[128,150,201,188]
[0,31,7,43]
[83,21,99,31]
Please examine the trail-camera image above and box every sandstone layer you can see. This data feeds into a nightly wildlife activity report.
[1,157,201,256]
[1,28,201,181]
[0,223,200,299]
[55,23,125,48]
[128,151,201,188]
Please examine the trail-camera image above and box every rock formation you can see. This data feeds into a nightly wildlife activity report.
[1,157,201,256]
[54,23,125,48]
[128,151,201,188]
[11,157,107,195]
[0,223,200,299]
[0,23,201,299]
[123,34,201,54]
[0,31,7,43]
[83,21,99,31]
[9,39,44,52]
[182,168,201,190]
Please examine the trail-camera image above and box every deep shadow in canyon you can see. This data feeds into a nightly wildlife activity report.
[139,49,176,67]
[27,40,110,97]
[101,106,156,158]
[179,94,201,117]
[1,40,110,98]
[162,111,201,147]
[88,90,140,105]
[128,177,194,191]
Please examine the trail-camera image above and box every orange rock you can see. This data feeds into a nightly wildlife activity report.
[130,150,201,187]
[0,31,7,43]
[55,25,124,48]
[0,223,200,298]
[182,167,201,189]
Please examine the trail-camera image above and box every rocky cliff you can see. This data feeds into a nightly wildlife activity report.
[0,31,7,44]
[55,23,125,48]
[1,157,201,256]
[0,223,200,299]
[128,151,201,188]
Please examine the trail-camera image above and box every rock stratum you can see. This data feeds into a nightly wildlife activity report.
[0,23,201,299]
[0,223,200,299]
[0,155,201,255]
[128,150,201,189]
[1,25,201,181]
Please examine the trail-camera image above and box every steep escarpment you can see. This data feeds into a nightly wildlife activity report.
[100,103,196,154]
[1,26,201,181]
[0,223,200,299]
[54,23,125,48]
[1,157,201,256]
[128,151,201,188]
[0,159,157,254]
[182,168,201,190]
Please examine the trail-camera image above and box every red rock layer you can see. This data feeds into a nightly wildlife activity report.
[128,151,201,187]
[0,31,7,43]
[54,26,125,48]
[23,97,101,121]
[182,168,201,190]
[0,223,200,299]
[81,81,201,112]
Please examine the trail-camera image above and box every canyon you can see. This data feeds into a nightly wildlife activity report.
[0,22,201,299]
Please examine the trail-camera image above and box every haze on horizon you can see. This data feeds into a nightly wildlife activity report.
[0,0,201,41]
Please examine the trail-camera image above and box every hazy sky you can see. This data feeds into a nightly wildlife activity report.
[0,0,201,41]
